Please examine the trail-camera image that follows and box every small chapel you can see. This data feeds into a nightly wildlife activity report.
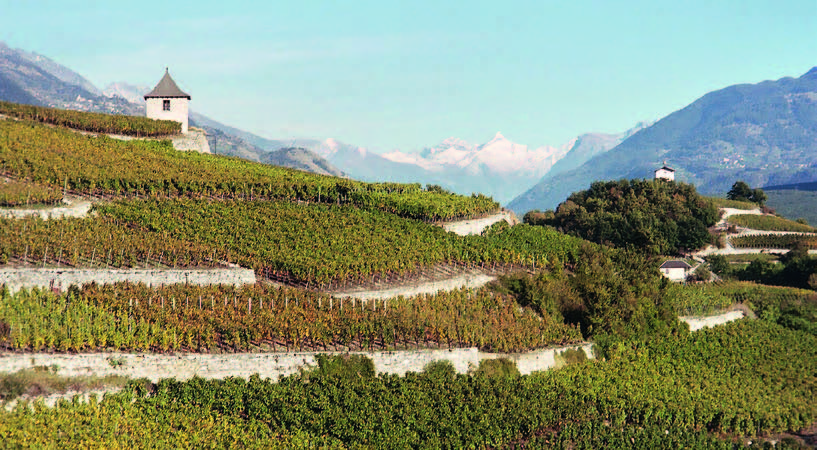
[144,68,191,133]
[654,163,675,181]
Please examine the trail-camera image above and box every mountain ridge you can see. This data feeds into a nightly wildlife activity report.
[508,67,817,214]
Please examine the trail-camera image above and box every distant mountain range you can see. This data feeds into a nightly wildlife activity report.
[7,41,809,212]
[0,41,651,203]
[509,67,817,214]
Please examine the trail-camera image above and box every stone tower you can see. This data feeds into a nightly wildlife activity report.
[144,68,191,133]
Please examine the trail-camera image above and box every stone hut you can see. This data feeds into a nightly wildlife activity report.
[144,68,191,133]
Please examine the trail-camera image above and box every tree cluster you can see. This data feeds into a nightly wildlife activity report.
[727,181,767,205]
[494,244,680,341]
[708,244,817,290]
[527,179,718,255]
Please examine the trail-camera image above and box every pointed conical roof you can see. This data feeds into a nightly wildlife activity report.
[144,68,191,99]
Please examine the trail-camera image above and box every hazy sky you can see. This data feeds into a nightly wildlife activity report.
[2,0,816,151]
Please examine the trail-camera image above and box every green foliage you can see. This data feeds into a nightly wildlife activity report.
[5,321,810,447]
[692,265,711,282]
[0,284,582,353]
[422,360,457,380]
[0,119,497,222]
[707,254,729,275]
[307,354,375,380]
[707,196,759,210]
[727,181,766,205]
[0,368,126,402]
[727,214,815,232]
[0,100,181,136]
[473,358,520,378]
[731,233,817,250]
[522,209,554,226]
[0,180,62,207]
[495,244,680,340]
[555,347,588,367]
[542,179,718,255]
[90,199,582,286]
[571,244,680,339]
[667,283,734,315]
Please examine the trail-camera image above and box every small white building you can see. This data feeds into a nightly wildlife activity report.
[654,164,675,181]
[659,260,692,282]
[144,69,191,134]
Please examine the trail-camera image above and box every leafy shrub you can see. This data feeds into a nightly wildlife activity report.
[473,358,520,378]
[555,347,588,367]
[308,354,375,380]
[422,360,457,380]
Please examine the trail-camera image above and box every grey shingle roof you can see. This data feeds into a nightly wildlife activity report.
[660,260,692,269]
[655,165,675,172]
[144,69,191,99]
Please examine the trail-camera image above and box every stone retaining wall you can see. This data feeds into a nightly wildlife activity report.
[1,268,257,293]
[442,210,518,236]
[0,344,595,382]
[679,310,745,331]
[332,273,497,301]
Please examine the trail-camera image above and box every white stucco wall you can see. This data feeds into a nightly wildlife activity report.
[660,267,687,281]
[655,169,675,181]
[145,98,189,134]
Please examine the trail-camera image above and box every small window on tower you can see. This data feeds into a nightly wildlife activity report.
[163,100,171,111]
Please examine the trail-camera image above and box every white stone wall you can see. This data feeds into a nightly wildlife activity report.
[145,98,189,133]
[1,268,256,294]
[332,273,497,301]
[171,128,211,154]
[442,210,518,236]
[680,310,745,331]
[0,344,596,382]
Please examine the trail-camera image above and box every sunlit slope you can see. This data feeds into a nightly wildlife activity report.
[0,114,497,221]
[0,100,180,136]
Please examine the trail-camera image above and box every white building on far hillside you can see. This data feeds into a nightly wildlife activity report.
[660,260,692,282]
[655,163,675,181]
[144,68,191,134]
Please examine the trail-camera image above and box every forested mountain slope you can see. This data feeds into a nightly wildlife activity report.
[510,67,817,213]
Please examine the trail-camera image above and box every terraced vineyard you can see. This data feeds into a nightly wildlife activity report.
[0,179,62,207]
[0,283,582,353]
[731,233,817,249]
[727,214,815,232]
[0,199,580,287]
[0,100,181,136]
[0,118,497,221]
[707,196,759,210]
[0,215,219,268]
[2,320,814,448]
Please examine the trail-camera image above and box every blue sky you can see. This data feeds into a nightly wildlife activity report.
[2,0,816,151]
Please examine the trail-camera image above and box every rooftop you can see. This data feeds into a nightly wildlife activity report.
[144,69,191,100]
[660,260,692,269]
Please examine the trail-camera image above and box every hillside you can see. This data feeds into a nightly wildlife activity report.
[1,105,816,448]
[261,147,344,177]
[0,42,346,178]
[763,181,817,226]
[510,67,817,214]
